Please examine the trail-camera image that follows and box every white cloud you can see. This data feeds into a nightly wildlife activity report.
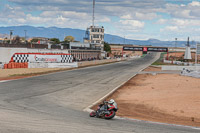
[189,1,200,7]
[40,11,88,19]
[121,12,158,20]
[171,19,200,27]
[161,26,178,32]
[119,20,144,29]
[155,19,168,24]
[164,1,200,19]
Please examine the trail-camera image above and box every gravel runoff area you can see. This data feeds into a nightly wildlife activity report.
[105,66,200,127]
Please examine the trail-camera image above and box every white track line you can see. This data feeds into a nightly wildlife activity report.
[114,116,200,130]
[0,80,9,83]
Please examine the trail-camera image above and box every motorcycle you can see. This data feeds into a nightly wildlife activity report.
[89,101,117,119]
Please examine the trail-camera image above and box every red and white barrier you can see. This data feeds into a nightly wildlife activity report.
[4,53,75,69]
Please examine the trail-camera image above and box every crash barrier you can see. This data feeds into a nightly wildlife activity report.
[28,62,78,68]
[0,47,69,64]
[163,60,194,66]
[162,65,200,71]
[4,62,28,69]
[11,53,73,63]
[4,53,74,69]
[181,68,200,78]
[78,57,127,67]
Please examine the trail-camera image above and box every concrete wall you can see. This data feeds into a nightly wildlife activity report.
[164,60,196,66]
[162,66,200,71]
[27,58,126,68]
[78,58,127,67]
[27,58,124,68]
[0,47,69,64]
[28,62,78,68]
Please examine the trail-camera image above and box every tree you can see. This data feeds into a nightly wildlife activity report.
[13,36,21,44]
[64,36,75,42]
[50,38,60,44]
[104,42,111,53]
[31,38,39,43]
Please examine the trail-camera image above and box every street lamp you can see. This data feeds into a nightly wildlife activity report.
[175,38,177,60]
[24,30,27,44]
[9,30,13,44]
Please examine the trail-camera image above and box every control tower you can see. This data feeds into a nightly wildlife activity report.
[83,0,105,51]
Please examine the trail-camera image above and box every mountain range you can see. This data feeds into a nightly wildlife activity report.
[0,26,196,48]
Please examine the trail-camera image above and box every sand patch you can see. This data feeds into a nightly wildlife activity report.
[107,73,200,127]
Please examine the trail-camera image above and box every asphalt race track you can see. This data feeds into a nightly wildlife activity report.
[0,53,199,133]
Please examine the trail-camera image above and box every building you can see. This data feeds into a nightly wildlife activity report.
[70,42,90,49]
[69,49,101,61]
[0,38,4,43]
[84,26,104,50]
[0,37,9,43]
[30,37,50,44]
[69,42,101,61]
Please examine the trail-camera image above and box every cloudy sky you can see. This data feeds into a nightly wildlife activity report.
[0,0,200,41]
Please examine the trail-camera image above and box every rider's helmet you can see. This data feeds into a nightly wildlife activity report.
[109,99,115,104]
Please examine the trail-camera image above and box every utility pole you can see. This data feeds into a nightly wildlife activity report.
[9,30,13,44]
[175,38,177,60]
[92,0,95,27]
[24,30,27,44]
[195,42,197,65]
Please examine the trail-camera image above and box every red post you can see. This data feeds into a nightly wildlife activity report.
[167,51,169,60]
[122,47,123,57]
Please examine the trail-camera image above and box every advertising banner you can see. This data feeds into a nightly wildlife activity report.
[123,46,168,52]
[29,54,62,63]
[12,53,73,63]
[123,47,143,51]
[147,47,168,52]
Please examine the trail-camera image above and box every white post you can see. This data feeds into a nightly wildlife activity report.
[195,43,197,65]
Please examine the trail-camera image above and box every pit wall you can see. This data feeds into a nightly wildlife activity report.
[0,47,69,64]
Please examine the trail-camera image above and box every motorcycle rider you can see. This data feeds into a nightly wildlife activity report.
[104,99,118,111]
[90,99,118,118]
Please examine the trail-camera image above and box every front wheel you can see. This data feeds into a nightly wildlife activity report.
[89,111,96,117]
[104,111,115,119]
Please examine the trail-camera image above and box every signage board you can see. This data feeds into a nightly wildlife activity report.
[29,54,62,63]
[12,53,73,63]
[143,47,147,52]
[147,47,168,52]
[123,46,168,52]
[123,47,143,51]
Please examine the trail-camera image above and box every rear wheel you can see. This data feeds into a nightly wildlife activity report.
[104,111,115,119]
